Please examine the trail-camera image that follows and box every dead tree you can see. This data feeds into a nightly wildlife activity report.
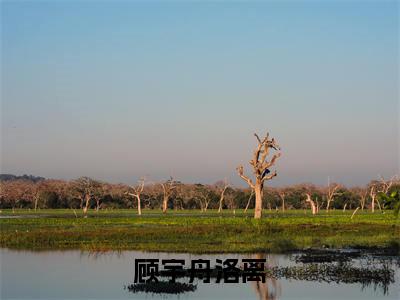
[127,178,145,216]
[370,185,377,213]
[379,175,397,194]
[325,179,340,212]
[305,193,317,215]
[160,176,176,213]
[217,179,229,213]
[237,132,281,219]
[353,187,368,211]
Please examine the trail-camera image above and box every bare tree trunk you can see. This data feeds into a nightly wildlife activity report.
[83,194,90,218]
[218,182,229,213]
[351,207,360,219]
[371,195,375,213]
[325,179,340,212]
[136,195,142,216]
[343,203,347,212]
[244,190,254,213]
[96,199,100,212]
[161,177,175,214]
[254,181,263,219]
[306,194,316,215]
[162,195,168,213]
[376,198,382,211]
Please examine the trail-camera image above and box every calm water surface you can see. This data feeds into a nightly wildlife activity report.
[1,249,399,299]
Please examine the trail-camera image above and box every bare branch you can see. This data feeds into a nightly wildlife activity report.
[236,166,255,188]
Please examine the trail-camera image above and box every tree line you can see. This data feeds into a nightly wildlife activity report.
[1,174,399,216]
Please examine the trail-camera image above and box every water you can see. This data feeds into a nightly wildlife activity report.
[1,249,399,299]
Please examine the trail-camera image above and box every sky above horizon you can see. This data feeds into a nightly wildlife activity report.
[1,1,399,187]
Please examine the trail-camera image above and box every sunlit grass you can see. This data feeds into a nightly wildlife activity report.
[1,209,398,253]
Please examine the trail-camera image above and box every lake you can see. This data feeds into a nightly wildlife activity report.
[1,249,399,299]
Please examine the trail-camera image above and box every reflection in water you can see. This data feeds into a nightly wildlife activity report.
[123,251,397,299]
[251,253,281,300]
[2,249,399,299]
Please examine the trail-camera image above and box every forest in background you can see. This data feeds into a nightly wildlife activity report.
[1,173,399,213]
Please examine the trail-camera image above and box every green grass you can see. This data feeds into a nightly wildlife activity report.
[1,209,399,253]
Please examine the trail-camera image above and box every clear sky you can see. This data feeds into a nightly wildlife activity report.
[1,1,399,187]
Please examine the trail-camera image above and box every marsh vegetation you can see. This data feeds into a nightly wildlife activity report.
[1,209,398,253]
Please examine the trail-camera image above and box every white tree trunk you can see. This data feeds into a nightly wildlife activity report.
[371,195,375,213]
[306,194,316,215]
[254,182,263,219]
[162,196,168,213]
[137,195,142,216]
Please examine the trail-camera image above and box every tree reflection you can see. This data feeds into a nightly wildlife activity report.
[250,253,281,300]
[120,251,396,298]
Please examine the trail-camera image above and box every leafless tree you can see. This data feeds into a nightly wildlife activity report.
[216,179,230,213]
[194,184,214,212]
[325,178,340,212]
[160,176,176,213]
[379,175,397,194]
[127,177,145,215]
[352,187,368,211]
[237,132,281,219]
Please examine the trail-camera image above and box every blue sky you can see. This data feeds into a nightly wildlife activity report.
[1,1,398,186]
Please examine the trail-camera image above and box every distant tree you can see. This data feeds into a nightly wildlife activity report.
[0,180,36,210]
[70,177,102,217]
[127,177,145,215]
[324,179,340,212]
[215,179,229,213]
[0,174,45,183]
[38,190,58,208]
[160,177,176,213]
[351,187,368,211]
[194,184,214,212]
[305,193,317,215]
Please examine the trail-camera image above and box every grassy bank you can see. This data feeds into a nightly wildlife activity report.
[1,209,399,253]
